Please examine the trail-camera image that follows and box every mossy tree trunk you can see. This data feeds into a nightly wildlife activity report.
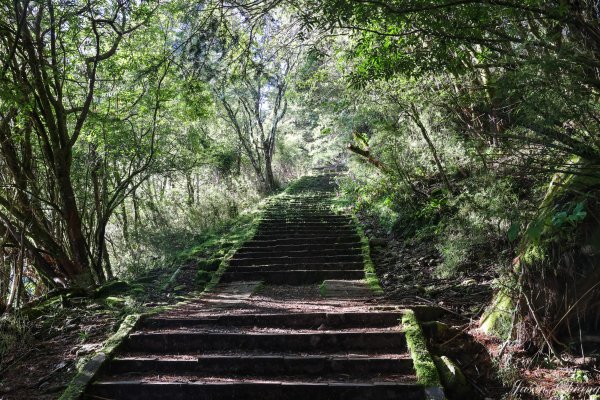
[481,160,600,355]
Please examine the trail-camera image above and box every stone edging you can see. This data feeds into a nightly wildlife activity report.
[58,220,259,400]
[351,213,384,294]
[402,309,447,400]
[58,313,142,400]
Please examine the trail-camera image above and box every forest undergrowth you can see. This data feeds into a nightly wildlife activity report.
[339,161,600,399]
[0,198,264,399]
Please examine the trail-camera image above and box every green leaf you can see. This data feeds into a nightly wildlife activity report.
[508,222,520,242]
[526,219,545,241]
[551,211,568,227]
[568,202,587,224]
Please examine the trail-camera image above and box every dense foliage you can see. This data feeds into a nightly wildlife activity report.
[291,0,600,353]
[1,0,599,363]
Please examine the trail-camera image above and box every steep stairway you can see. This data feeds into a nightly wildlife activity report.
[221,174,364,284]
[84,174,441,400]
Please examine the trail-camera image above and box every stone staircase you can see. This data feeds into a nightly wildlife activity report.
[221,175,364,284]
[84,174,441,400]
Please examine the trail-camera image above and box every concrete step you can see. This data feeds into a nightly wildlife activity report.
[235,244,362,254]
[229,254,363,267]
[259,222,356,232]
[255,228,354,233]
[261,218,344,222]
[244,237,362,246]
[106,354,414,376]
[220,269,365,284]
[232,248,363,258]
[143,312,403,329]
[124,331,407,353]
[260,217,352,223]
[88,380,425,400]
[251,233,361,241]
[254,231,357,238]
[263,210,338,214]
[227,263,364,272]
[263,211,337,216]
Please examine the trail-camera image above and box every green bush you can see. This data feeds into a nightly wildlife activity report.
[435,176,522,277]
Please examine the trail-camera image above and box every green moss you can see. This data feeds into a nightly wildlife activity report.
[319,281,327,296]
[160,267,182,292]
[402,309,442,388]
[93,280,132,298]
[59,314,141,400]
[421,321,450,337]
[197,258,222,271]
[330,184,383,294]
[251,282,264,295]
[434,355,470,398]
[196,270,211,284]
[204,209,262,293]
[104,296,127,308]
[58,190,273,399]
[483,159,600,341]
[351,213,384,294]
[480,289,514,339]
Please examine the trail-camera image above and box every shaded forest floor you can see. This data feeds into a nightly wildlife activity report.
[0,265,201,399]
[0,213,258,399]
[357,210,600,399]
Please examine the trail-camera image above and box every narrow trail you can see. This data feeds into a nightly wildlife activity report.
[84,174,438,399]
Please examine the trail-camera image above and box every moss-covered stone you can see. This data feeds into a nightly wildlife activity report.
[402,309,444,391]
[196,270,212,284]
[59,314,141,400]
[421,321,450,338]
[93,280,130,298]
[412,305,447,322]
[197,258,222,271]
[352,213,384,294]
[103,296,127,308]
[434,355,471,398]
[480,288,514,339]
[319,281,327,296]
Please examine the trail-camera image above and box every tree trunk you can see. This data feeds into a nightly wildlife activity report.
[264,152,276,193]
[409,104,454,193]
[347,144,388,172]
[57,165,94,284]
[5,232,25,312]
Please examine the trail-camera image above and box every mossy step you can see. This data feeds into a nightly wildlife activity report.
[263,211,337,216]
[254,227,357,234]
[260,217,351,222]
[251,233,361,241]
[264,204,335,208]
[244,237,362,246]
[257,221,351,226]
[266,206,334,208]
[233,249,363,258]
[253,230,358,237]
